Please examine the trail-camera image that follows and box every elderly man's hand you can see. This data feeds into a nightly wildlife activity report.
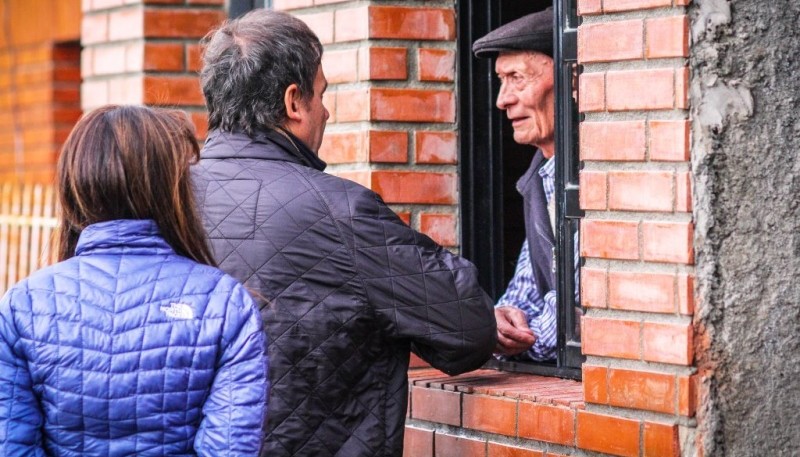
[494,307,536,356]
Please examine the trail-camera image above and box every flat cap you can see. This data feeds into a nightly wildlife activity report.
[472,7,553,58]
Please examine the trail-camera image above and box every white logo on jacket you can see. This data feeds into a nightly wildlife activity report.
[160,302,195,320]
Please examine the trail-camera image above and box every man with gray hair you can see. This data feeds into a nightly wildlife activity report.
[193,9,496,457]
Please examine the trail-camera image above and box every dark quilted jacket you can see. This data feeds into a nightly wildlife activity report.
[0,219,269,456]
[193,130,496,457]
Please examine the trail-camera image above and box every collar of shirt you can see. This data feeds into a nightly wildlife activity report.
[538,156,556,203]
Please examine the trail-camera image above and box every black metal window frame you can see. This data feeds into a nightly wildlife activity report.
[458,0,584,379]
[228,0,267,18]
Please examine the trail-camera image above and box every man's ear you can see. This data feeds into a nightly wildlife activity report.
[284,83,303,121]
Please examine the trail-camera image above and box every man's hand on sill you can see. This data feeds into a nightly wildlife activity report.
[494,306,536,356]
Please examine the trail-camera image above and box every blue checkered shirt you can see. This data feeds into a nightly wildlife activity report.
[496,157,558,361]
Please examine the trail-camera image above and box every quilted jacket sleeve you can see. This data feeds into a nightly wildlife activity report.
[194,282,269,456]
[0,289,46,456]
[348,192,497,376]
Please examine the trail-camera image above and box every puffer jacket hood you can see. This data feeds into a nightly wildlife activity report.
[0,219,269,456]
[194,130,497,457]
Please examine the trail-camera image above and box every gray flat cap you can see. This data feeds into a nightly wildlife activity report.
[473,7,553,58]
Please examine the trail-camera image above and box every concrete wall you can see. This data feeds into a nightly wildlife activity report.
[691,0,800,454]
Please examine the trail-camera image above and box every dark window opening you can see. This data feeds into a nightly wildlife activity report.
[228,0,268,18]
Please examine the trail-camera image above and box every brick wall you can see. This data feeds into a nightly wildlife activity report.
[276,0,460,247]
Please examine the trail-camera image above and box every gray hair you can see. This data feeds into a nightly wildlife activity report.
[200,9,323,135]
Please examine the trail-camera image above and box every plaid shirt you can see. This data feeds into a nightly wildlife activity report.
[496,157,558,361]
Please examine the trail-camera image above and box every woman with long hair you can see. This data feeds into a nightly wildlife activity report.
[0,105,268,456]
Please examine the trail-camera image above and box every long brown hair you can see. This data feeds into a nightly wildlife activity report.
[56,105,215,266]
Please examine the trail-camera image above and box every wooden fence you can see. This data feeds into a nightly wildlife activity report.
[0,183,59,295]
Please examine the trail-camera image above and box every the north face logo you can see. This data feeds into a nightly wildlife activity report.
[160,302,194,320]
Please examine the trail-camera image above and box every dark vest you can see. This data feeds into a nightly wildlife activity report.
[516,149,556,295]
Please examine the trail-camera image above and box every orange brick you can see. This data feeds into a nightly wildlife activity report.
[649,119,690,161]
[608,270,675,313]
[643,422,680,457]
[434,434,485,457]
[371,88,455,123]
[395,211,411,226]
[580,121,646,161]
[577,411,639,457]
[336,170,370,188]
[299,11,334,44]
[607,69,674,111]
[372,171,456,205]
[578,72,605,112]
[335,88,369,122]
[488,442,544,457]
[416,131,456,164]
[419,213,457,247]
[577,0,603,15]
[643,322,693,365]
[582,365,608,404]
[144,9,225,39]
[359,47,407,81]
[603,0,671,12]
[190,111,208,140]
[676,67,689,109]
[608,368,675,414]
[318,131,366,164]
[609,171,673,212]
[646,16,689,59]
[418,48,455,82]
[403,426,434,457]
[143,42,184,72]
[678,374,697,417]
[323,49,359,84]
[676,171,692,212]
[518,402,575,446]
[409,353,430,368]
[580,219,639,260]
[642,221,694,264]
[369,6,455,41]
[143,75,204,106]
[578,20,643,63]
[334,7,369,42]
[462,394,517,436]
[677,273,694,315]
[581,317,640,359]
[580,268,607,309]
[369,130,408,163]
[187,44,203,73]
[579,170,606,210]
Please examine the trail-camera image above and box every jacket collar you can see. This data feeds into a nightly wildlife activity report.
[75,219,174,257]
[201,128,327,172]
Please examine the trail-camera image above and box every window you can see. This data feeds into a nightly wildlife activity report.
[458,0,584,379]
[228,0,268,18]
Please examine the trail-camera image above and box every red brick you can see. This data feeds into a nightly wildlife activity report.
[578,72,604,112]
[372,171,456,204]
[420,213,457,247]
[642,221,694,264]
[678,374,697,416]
[272,0,313,10]
[676,67,689,109]
[143,75,204,106]
[677,273,694,315]
[608,270,675,313]
[359,47,407,81]
[334,7,368,42]
[409,353,430,368]
[144,9,225,39]
[143,42,184,72]
[190,111,208,140]
[603,0,671,12]
[323,49,359,84]
[404,426,434,457]
[578,20,643,63]
[82,12,109,45]
[608,368,676,414]
[299,11,334,44]
[582,365,608,404]
[418,48,455,82]
[109,7,143,41]
[488,443,544,457]
[337,171,370,188]
[395,211,411,226]
[518,402,575,446]
[649,119,690,161]
[608,171,673,212]
[646,16,689,59]
[580,121,646,161]
[676,171,692,212]
[643,322,693,365]
[187,44,203,73]
[318,131,366,164]
[416,131,456,164]
[577,411,639,457]
[643,422,680,457]
[463,395,517,436]
[434,434,485,457]
[577,0,602,15]
[370,6,455,41]
[369,130,408,163]
[581,268,608,310]
[579,171,606,210]
[335,89,369,122]
[581,317,640,359]
[580,220,639,260]
[371,88,455,123]
[607,69,674,111]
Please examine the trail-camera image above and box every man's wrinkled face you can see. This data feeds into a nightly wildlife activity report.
[494,52,555,155]
[298,65,329,153]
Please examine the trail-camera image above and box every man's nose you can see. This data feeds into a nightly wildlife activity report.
[496,84,515,110]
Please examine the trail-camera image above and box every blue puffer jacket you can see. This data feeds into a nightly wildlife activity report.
[0,219,268,456]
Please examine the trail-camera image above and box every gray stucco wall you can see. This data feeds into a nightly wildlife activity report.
[691,0,800,455]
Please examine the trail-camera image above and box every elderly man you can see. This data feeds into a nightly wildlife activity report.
[473,7,565,361]
[192,9,496,457]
